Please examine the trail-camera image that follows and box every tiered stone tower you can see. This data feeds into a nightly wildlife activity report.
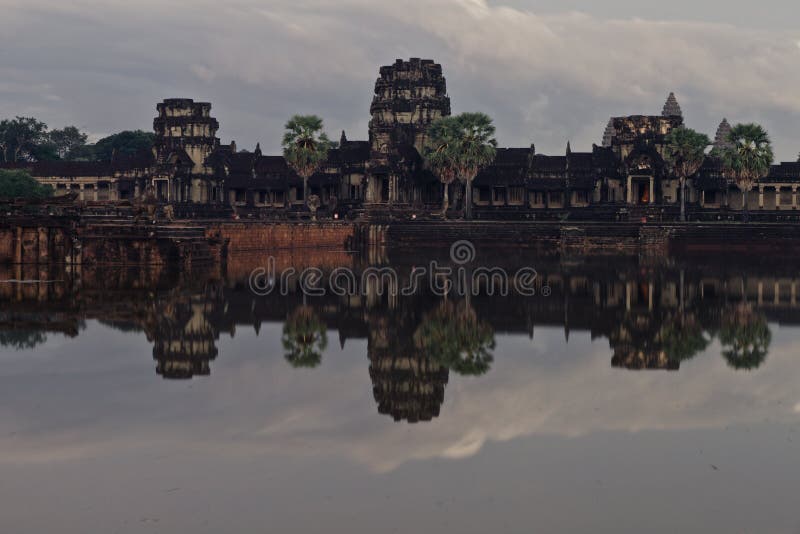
[366,58,451,206]
[150,293,220,379]
[662,92,683,118]
[713,118,733,152]
[153,98,222,202]
[368,347,449,423]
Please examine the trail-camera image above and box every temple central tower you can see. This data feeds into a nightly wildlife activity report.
[366,58,451,206]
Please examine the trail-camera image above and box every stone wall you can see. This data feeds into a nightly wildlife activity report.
[207,222,357,253]
[0,221,73,265]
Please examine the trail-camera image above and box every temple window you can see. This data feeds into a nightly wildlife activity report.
[492,187,505,204]
[508,187,524,204]
[478,188,491,203]
[530,191,545,206]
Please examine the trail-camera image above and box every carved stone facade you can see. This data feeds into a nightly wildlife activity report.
[4,59,800,220]
[365,58,451,207]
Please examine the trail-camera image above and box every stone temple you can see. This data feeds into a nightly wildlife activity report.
[5,58,800,219]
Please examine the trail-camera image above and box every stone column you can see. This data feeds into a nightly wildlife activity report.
[701,190,705,208]
[626,176,632,205]
[14,227,23,264]
[758,186,764,209]
[793,186,797,210]
[649,178,655,205]
[625,282,631,311]
[37,227,48,263]
[79,183,85,201]
[776,187,781,210]
[775,282,780,305]
[93,184,98,202]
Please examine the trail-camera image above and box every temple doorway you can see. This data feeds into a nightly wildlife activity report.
[637,183,650,204]
[380,177,389,203]
[628,176,654,205]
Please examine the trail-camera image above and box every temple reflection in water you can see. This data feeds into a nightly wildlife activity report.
[0,249,789,421]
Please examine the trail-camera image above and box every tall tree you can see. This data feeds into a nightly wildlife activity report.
[71,130,154,161]
[48,126,88,159]
[281,115,331,208]
[424,116,460,218]
[0,117,49,163]
[0,169,53,199]
[664,127,710,222]
[720,123,774,221]
[450,112,497,220]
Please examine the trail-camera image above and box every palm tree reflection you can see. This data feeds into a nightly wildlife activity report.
[414,300,496,376]
[719,303,771,370]
[282,306,328,368]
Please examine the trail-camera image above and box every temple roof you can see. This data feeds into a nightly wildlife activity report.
[662,92,683,118]
[0,148,155,177]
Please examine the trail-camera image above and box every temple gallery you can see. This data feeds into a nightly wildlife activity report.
[3,58,799,221]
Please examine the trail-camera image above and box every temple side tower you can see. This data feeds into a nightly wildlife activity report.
[153,98,222,202]
[366,58,451,206]
[713,118,733,152]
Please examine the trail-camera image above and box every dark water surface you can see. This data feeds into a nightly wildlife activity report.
[1,249,799,533]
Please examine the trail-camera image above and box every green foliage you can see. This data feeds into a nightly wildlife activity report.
[425,116,461,185]
[0,117,49,163]
[719,304,771,370]
[0,117,90,162]
[71,130,154,161]
[424,112,497,219]
[281,115,331,207]
[720,123,774,205]
[281,115,331,180]
[665,127,710,221]
[414,301,496,376]
[424,116,462,215]
[49,126,89,159]
[0,169,53,199]
[282,306,328,368]
[664,127,710,179]
[659,314,711,363]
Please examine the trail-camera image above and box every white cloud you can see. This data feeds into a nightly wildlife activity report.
[0,0,798,158]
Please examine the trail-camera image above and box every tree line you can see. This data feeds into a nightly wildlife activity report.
[0,116,154,164]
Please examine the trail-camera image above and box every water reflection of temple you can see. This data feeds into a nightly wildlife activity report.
[366,306,449,423]
[2,252,798,386]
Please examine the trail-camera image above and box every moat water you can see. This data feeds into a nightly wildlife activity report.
[1,248,799,533]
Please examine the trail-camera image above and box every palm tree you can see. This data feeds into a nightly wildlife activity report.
[720,123,774,221]
[424,116,460,218]
[446,113,497,220]
[664,127,710,222]
[281,115,331,209]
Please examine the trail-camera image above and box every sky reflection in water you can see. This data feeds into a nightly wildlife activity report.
[0,251,799,533]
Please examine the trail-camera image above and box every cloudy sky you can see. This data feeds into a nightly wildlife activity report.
[1,0,799,160]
